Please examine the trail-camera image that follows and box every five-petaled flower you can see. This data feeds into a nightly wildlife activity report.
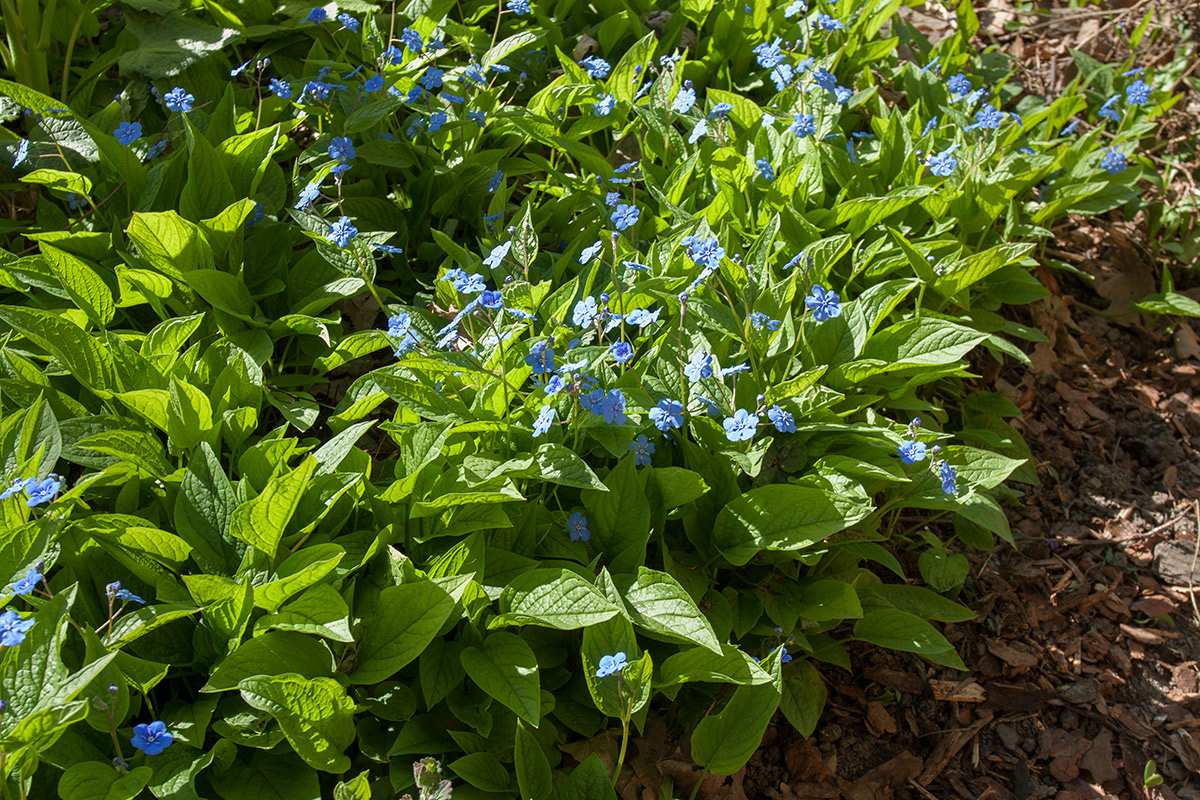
[525,345,556,375]
[789,113,816,138]
[1100,148,1127,175]
[611,203,639,231]
[768,406,796,433]
[131,721,174,756]
[598,389,627,424]
[630,435,655,466]
[805,285,842,322]
[596,652,627,678]
[328,136,355,161]
[10,568,41,596]
[326,216,358,248]
[649,399,683,432]
[897,440,927,464]
[164,87,194,113]
[723,409,759,442]
[114,121,142,145]
[0,609,34,647]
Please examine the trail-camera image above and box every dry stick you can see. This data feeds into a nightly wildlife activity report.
[1190,499,1200,625]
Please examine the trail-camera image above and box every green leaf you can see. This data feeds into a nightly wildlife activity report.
[41,243,114,327]
[256,583,354,642]
[614,568,721,653]
[0,305,116,392]
[691,656,782,775]
[462,631,541,726]
[492,568,620,630]
[864,584,975,623]
[254,543,344,613]
[657,644,772,688]
[565,756,618,800]
[581,608,641,717]
[333,771,372,800]
[780,659,826,737]
[514,720,553,800]
[934,242,1036,298]
[238,674,356,773]
[581,456,651,562]
[450,751,511,792]
[349,580,456,685]
[834,186,935,236]
[712,484,869,566]
[127,211,214,277]
[208,752,320,800]
[852,609,966,670]
[917,549,970,592]
[57,762,153,800]
[203,631,335,692]
[227,457,316,556]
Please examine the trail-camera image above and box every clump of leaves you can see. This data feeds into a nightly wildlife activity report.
[0,0,1171,796]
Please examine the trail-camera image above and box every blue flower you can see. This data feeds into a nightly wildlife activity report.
[723,409,758,442]
[573,297,599,327]
[114,121,142,145]
[767,405,796,433]
[0,478,25,499]
[23,475,61,507]
[752,38,785,69]
[533,405,555,437]
[305,7,326,23]
[598,389,627,424]
[756,158,775,181]
[525,345,556,375]
[401,27,424,53]
[419,68,444,91]
[387,314,420,355]
[649,399,683,432]
[568,511,591,542]
[467,110,487,127]
[1060,119,1081,136]
[295,181,321,209]
[684,351,714,382]
[921,116,939,137]
[1126,80,1151,105]
[596,652,627,677]
[374,243,403,255]
[10,568,40,596]
[673,83,696,114]
[970,104,1003,130]
[0,609,34,647]
[303,81,330,102]
[625,307,661,328]
[115,588,145,604]
[815,13,845,31]
[480,289,503,309]
[947,73,971,97]
[780,647,793,664]
[610,341,634,363]
[337,12,358,30]
[611,203,639,231]
[230,59,252,77]
[927,144,958,177]
[484,241,511,268]
[688,119,707,144]
[12,138,28,168]
[1100,148,1127,174]
[630,435,655,466]
[131,721,173,756]
[784,0,806,17]
[688,238,725,270]
[328,136,355,161]
[813,67,838,92]
[592,94,616,116]
[789,113,816,138]
[579,240,603,263]
[897,440,927,464]
[507,0,531,14]
[269,78,293,99]
[834,85,853,104]
[805,285,841,322]
[749,311,781,330]
[939,461,957,495]
[245,202,264,227]
[709,102,733,119]
[164,88,194,113]
[770,62,794,92]
[1096,94,1123,122]
[581,56,610,78]
[545,375,566,395]
[326,217,358,248]
[363,74,384,92]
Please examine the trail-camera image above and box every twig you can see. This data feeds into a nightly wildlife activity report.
[1190,500,1199,624]
[908,780,941,800]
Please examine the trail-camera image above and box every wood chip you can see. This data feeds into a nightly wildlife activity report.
[931,679,987,703]
[1118,623,1165,646]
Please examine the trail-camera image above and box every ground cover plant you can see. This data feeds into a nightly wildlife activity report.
[0,0,1173,797]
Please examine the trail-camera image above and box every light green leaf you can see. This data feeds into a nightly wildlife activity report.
[492,568,620,630]
[203,631,335,692]
[228,457,316,556]
[349,580,456,685]
[712,484,868,566]
[238,674,355,773]
[614,568,721,654]
[691,655,782,775]
[852,609,966,670]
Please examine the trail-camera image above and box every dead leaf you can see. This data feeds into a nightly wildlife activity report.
[1079,728,1118,784]
[1175,320,1200,361]
[1119,623,1165,646]
[844,752,923,800]
[865,702,898,737]
[986,640,1040,671]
